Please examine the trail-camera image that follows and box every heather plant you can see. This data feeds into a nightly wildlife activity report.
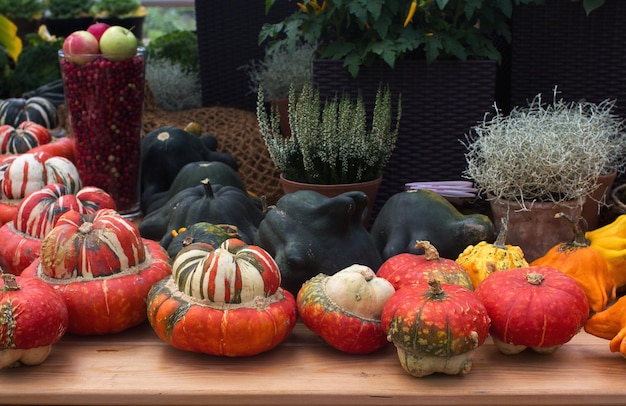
[463,91,626,209]
[257,82,401,184]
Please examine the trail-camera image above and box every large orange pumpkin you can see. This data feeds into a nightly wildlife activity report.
[21,208,171,335]
[147,239,297,357]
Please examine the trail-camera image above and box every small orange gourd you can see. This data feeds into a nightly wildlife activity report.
[531,213,615,313]
[456,218,529,289]
[585,295,626,356]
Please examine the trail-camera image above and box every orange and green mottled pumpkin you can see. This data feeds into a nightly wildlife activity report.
[381,279,490,377]
[147,239,297,357]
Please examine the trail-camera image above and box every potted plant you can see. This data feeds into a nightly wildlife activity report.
[44,0,95,38]
[256,81,401,225]
[260,0,543,217]
[463,91,626,260]
[241,42,315,136]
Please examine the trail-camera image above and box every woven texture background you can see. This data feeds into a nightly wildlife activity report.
[194,0,294,111]
[313,59,497,216]
[510,1,626,117]
[142,86,283,205]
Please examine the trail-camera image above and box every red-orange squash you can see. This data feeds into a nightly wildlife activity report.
[147,239,297,357]
[377,240,473,291]
[475,266,589,355]
[297,264,396,354]
[21,209,171,335]
[0,273,68,368]
[381,279,490,377]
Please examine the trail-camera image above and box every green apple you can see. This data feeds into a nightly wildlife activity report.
[99,26,138,62]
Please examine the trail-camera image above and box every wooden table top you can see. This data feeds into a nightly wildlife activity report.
[0,320,624,406]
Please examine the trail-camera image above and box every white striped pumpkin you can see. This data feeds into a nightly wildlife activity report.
[2,152,81,200]
[0,121,52,154]
[39,208,146,279]
[171,239,281,304]
[0,97,59,129]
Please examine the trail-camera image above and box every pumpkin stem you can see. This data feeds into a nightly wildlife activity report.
[554,212,588,247]
[494,217,509,249]
[415,240,439,261]
[201,178,215,199]
[526,272,545,285]
[0,273,19,291]
[427,279,445,296]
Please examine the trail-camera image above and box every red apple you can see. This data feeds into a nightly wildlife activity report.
[62,30,100,65]
[99,25,138,62]
[87,22,110,42]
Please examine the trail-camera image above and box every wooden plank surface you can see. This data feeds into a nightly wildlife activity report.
[0,321,624,405]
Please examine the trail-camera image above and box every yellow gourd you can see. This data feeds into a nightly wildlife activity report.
[585,214,626,289]
[456,218,529,289]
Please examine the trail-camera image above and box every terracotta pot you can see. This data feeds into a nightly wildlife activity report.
[489,197,585,262]
[581,171,617,231]
[279,175,382,227]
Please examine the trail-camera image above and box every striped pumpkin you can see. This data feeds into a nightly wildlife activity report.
[172,239,281,303]
[21,208,172,335]
[0,184,116,276]
[0,97,59,129]
[0,121,52,154]
[2,152,81,200]
[147,239,297,356]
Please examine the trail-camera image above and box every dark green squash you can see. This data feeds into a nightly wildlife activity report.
[139,178,264,247]
[165,222,241,259]
[0,96,59,129]
[140,126,239,213]
[370,189,496,261]
[254,190,382,296]
[144,161,248,215]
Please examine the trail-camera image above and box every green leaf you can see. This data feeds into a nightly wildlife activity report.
[583,0,605,15]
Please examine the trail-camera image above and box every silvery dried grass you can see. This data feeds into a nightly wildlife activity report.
[146,59,202,111]
[257,82,401,184]
[463,92,626,209]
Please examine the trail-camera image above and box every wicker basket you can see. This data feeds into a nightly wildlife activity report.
[194,0,294,111]
[312,59,497,217]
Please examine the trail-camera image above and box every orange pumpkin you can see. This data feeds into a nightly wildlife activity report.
[531,213,615,313]
[146,239,297,357]
[585,295,626,356]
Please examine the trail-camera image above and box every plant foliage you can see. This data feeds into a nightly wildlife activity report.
[257,82,401,184]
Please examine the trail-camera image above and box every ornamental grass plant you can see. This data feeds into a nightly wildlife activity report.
[463,91,626,210]
[257,82,401,185]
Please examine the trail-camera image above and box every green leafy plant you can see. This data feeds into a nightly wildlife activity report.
[90,0,146,18]
[47,0,95,18]
[0,0,44,21]
[241,42,314,101]
[257,82,401,184]
[260,0,544,77]
[463,91,626,209]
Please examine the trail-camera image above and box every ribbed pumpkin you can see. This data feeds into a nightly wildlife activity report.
[0,97,59,129]
[297,264,396,354]
[147,239,297,357]
[0,151,81,225]
[377,240,473,291]
[475,266,589,355]
[21,209,171,335]
[584,294,626,356]
[456,218,529,289]
[531,213,615,313]
[0,121,51,154]
[585,214,626,289]
[0,273,68,368]
[381,279,491,377]
[0,183,116,275]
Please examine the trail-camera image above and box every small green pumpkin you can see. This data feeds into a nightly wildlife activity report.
[166,222,241,259]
